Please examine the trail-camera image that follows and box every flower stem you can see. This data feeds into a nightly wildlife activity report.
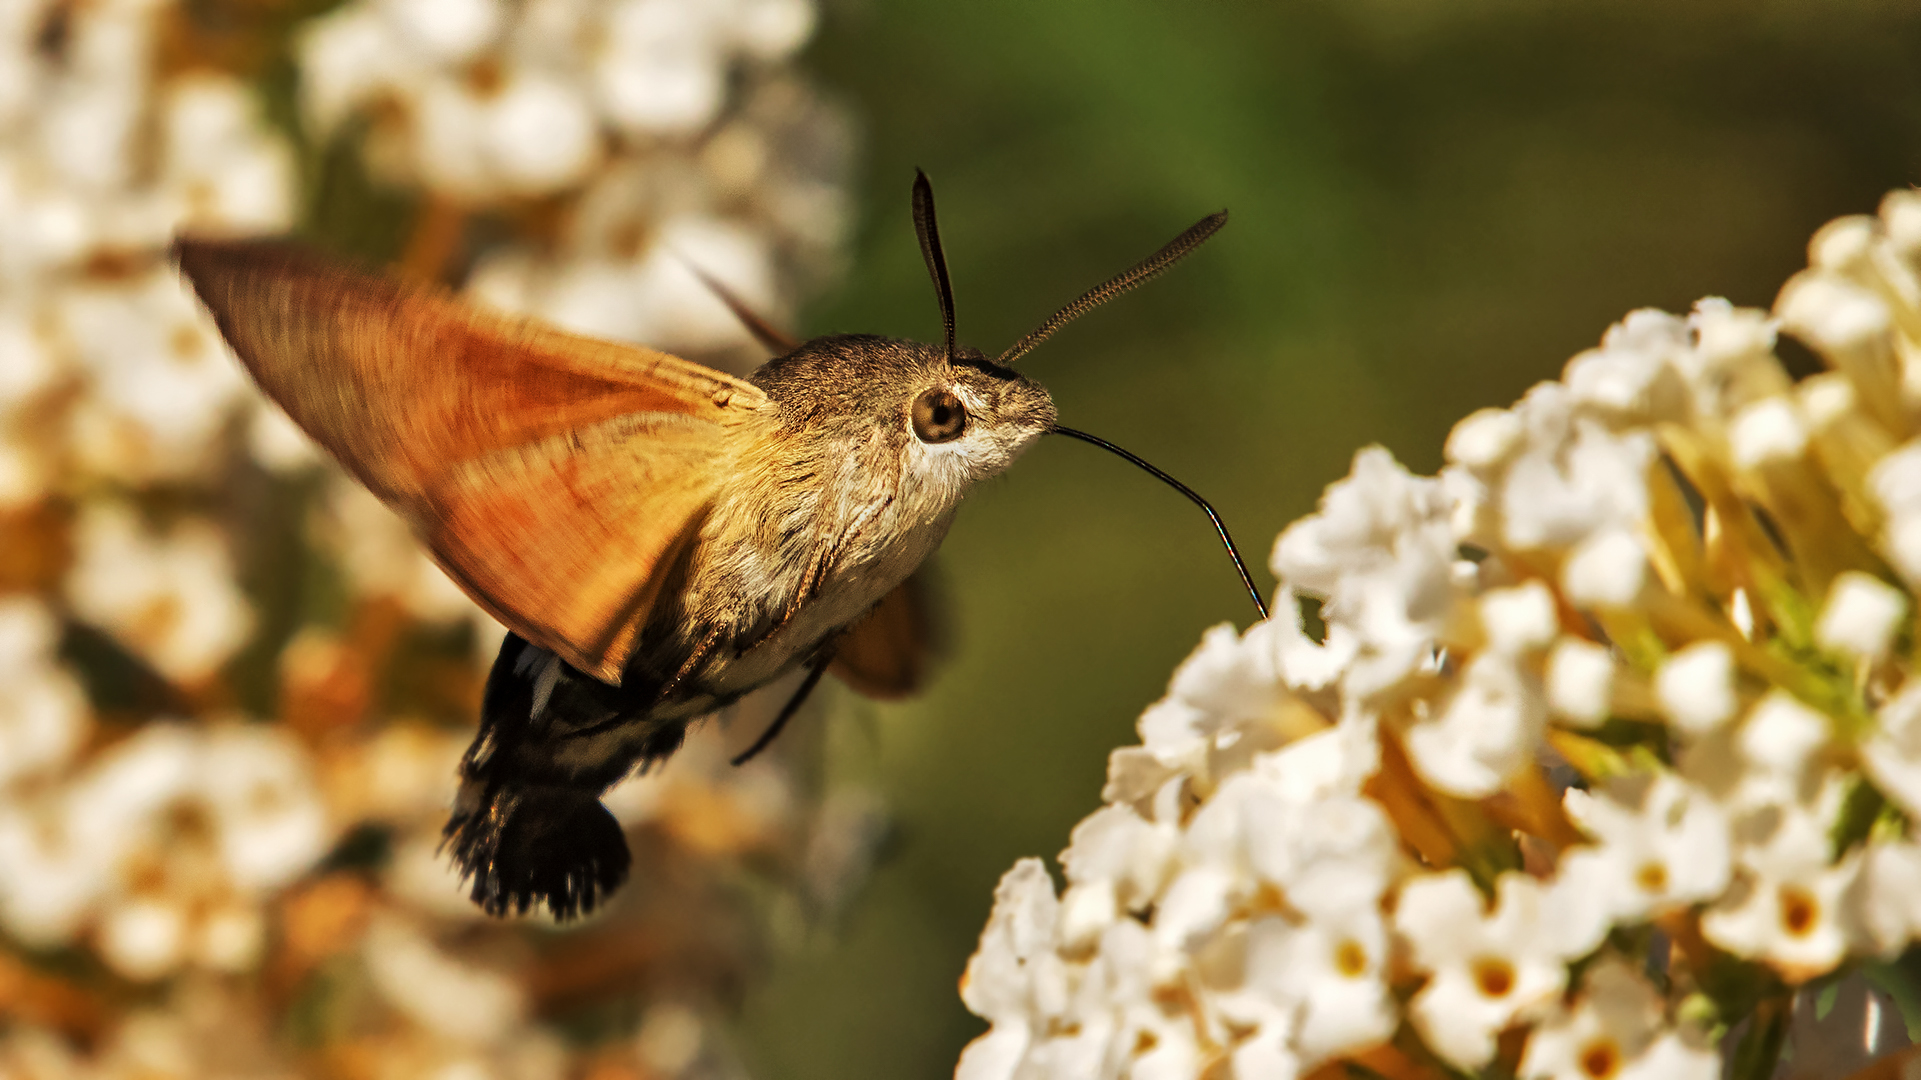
[398,196,468,285]
[1727,993,1791,1080]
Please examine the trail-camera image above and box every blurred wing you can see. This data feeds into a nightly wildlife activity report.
[829,568,943,700]
[175,238,767,683]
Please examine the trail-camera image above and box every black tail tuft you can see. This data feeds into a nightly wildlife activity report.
[442,783,631,920]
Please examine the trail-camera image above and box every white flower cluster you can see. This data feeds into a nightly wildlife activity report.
[0,677,332,980]
[0,0,295,687]
[0,0,295,492]
[0,0,860,1073]
[959,191,1921,1080]
[301,0,812,198]
[299,0,850,357]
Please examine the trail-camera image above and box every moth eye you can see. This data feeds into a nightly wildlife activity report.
[911,387,967,443]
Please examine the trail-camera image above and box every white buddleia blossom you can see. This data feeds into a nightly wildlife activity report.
[0,596,91,791]
[0,0,294,486]
[1520,958,1718,1080]
[63,500,253,685]
[0,721,333,977]
[959,189,1921,1080]
[1558,772,1732,927]
[296,0,849,359]
[0,0,854,1074]
[1396,869,1579,1070]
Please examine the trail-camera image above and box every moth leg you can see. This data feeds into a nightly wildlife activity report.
[654,624,723,703]
[444,632,657,920]
[726,547,839,660]
[731,649,833,767]
[560,625,726,743]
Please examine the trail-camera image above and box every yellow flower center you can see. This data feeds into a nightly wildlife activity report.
[1334,938,1369,978]
[1779,886,1819,937]
[1635,861,1668,894]
[1580,1038,1622,1080]
[1473,957,1516,998]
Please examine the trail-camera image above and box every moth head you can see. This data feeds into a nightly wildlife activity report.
[746,172,1234,536]
[748,335,1056,489]
[910,346,1057,477]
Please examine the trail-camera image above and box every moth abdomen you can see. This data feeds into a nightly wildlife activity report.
[444,633,663,918]
[443,779,630,918]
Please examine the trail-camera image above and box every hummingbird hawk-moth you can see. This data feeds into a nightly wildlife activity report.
[176,172,1264,920]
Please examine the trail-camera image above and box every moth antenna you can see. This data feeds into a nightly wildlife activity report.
[1050,425,1268,621]
[676,256,800,355]
[911,169,958,361]
[997,211,1227,367]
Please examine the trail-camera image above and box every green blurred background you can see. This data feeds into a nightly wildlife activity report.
[734,2,1921,1076]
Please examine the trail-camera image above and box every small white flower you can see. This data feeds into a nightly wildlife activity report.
[960,859,1062,1028]
[594,0,725,135]
[1244,785,1399,918]
[1858,840,1921,955]
[1520,957,1718,1080]
[97,896,187,981]
[364,913,528,1044]
[0,798,115,946]
[1562,313,1689,423]
[1870,441,1921,519]
[64,722,201,854]
[1655,642,1738,736]
[1562,527,1649,608]
[1135,620,1287,769]
[198,723,333,892]
[1736,692,1831,791]
[376,0,504,63]
[1481,581,1559,655]
[1270,585,1358,692]
[1396,870,1572,1070]
[0,597,90,789]
[1153,864,1237,955]
[1498,414,1654,552]
[732,0,814,59]
[1405,650,1544,797]
[0,305,64,410]
[294,4,402,135]
[1560,772,1732,926]
[1446,407,1525,470]
[1864,680,1921,822]
[58,271,251,484]
[1797,372,1858,429]
[1060,803,1175,910]
[64,501,253,683]
[1546,637,1615,728]
[1778,274,1893,357]
[158,73,297,233]
[1273,446,1450,593]
[481,71,601,195]
[1244,905,1395,1066]
[1814,571,1908,661]
[1730,397,1810,469]
[1701,798,1864,980]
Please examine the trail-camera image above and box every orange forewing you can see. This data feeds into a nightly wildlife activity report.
[828,568,942,700]
[175,238,766,683]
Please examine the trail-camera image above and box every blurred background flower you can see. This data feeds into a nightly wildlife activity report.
[0,0,871,1072]
[7,0,1921,1078]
